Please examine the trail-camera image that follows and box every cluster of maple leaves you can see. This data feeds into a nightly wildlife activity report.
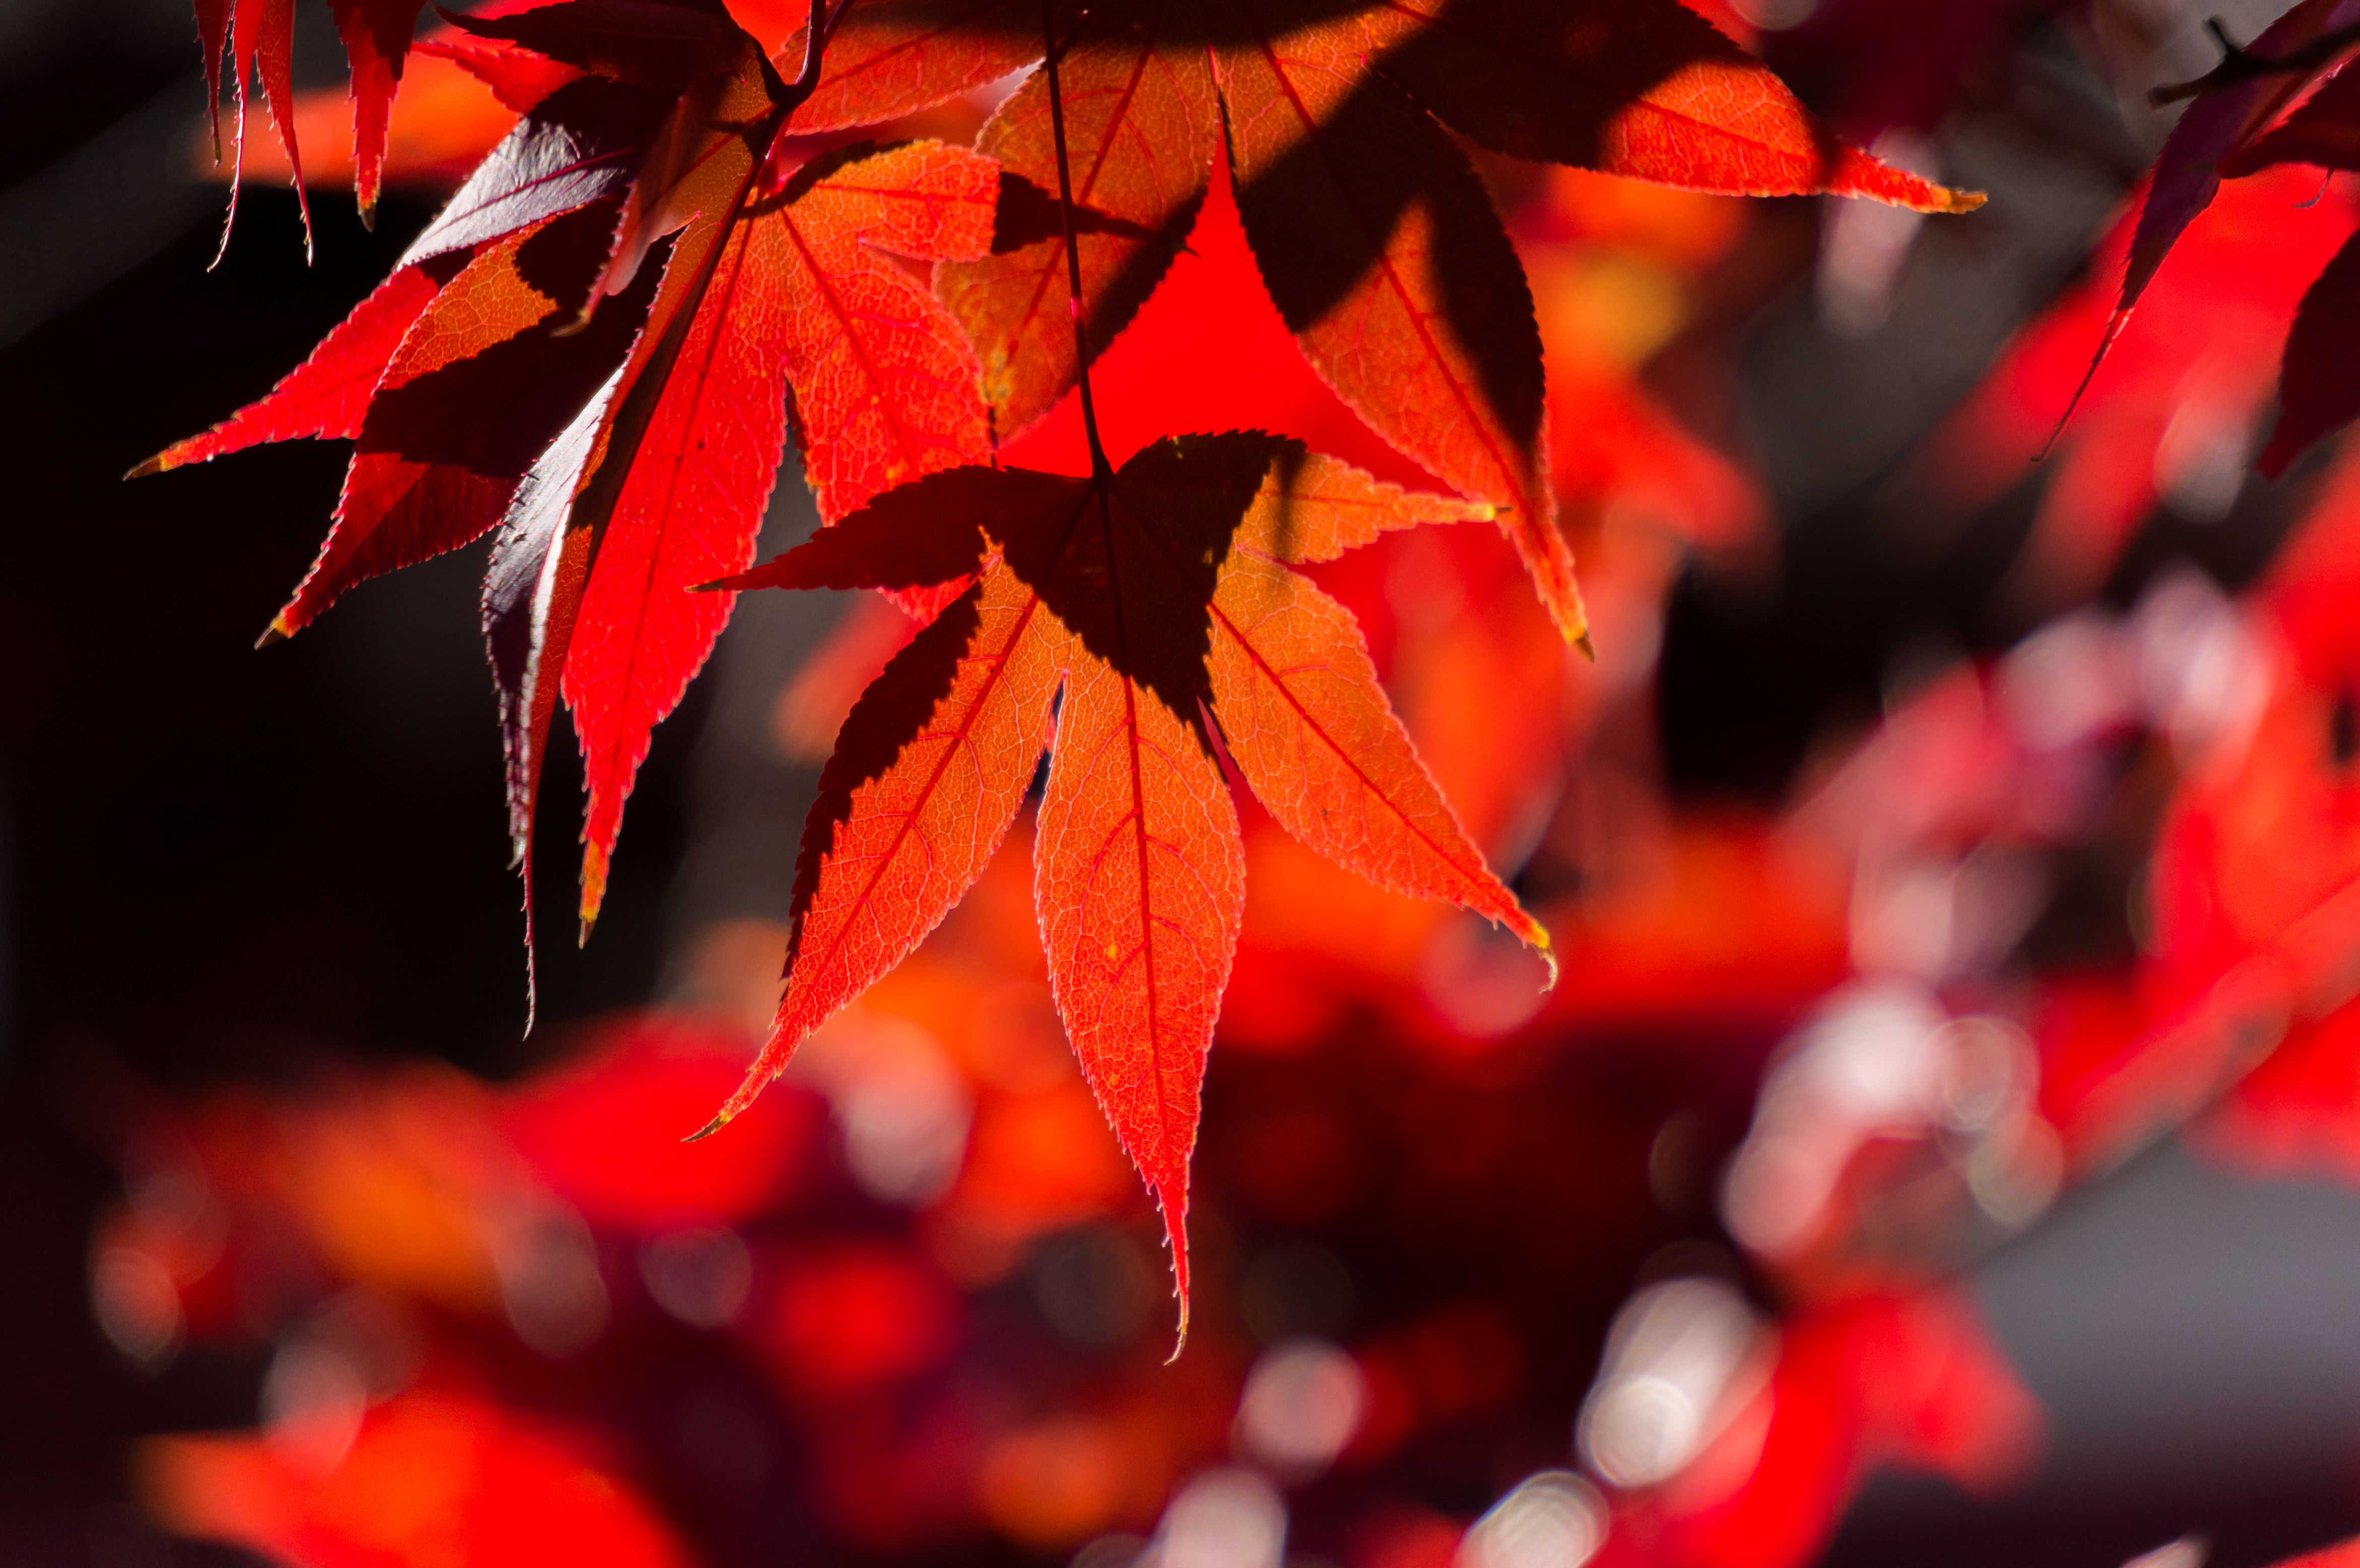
[87,2,2360,1562]
[145,0,1982,1325]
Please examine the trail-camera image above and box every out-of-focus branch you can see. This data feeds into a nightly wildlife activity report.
[2150,16,2360,105]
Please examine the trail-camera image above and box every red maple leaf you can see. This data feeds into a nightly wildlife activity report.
[702,435,1546,1331]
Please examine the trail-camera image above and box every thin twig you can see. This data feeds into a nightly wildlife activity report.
[781,0,833,111]
[2150,16,2360,105]
[1041,0,1113,481]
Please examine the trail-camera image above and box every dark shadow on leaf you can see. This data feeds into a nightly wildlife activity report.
[1259,438,1314,563]
[1000,434,1286,743]
[768,138,906,209]
[991,170,1166,253]
[1373,0,1733,171]
[345,0,429,68]
[787,583,987,954]
[1229,68,1544,459]
[359,202,658,477]
[1076,186,1204,358]
[717,466,1027,588]
[440,1,747,88]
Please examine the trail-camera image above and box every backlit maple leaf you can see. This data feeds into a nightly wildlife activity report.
[702,434,1546,1330]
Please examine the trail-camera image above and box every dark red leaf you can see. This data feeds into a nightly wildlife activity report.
[2222,58,2360,176]
[491,27,789,943]
[484,371,623,1017]
[415,36,592,113]
[564,208,800,928]
[224,0,314,257]
[2071,0,2357,420]
[327,0,431,220]
[2263,225,2360,474]
[444,0,750,88]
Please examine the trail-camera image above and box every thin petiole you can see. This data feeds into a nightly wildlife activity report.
[1040,0,1114,482]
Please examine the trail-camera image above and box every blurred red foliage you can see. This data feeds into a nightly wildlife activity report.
[144,1392,696,1568]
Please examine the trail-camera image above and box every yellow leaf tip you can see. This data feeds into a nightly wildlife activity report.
[1573,628,1597,661]
[579,849,610,942]
[683,1114,729,1144]
[254,619,291,650]
[1941,187,1988,215]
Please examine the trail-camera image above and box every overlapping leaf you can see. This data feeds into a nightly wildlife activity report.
[902,0,1978,646]
[935,0,1218,439]
[1219,24,1578,641]
[292,202,665,643]
[704,434,1540,1326]
[138,68,685,488]
[472,11,792,958]
[156,3,1009,944]
[565,137,999,927]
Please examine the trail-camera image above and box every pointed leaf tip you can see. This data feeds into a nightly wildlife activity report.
[579,842,610,942]
[683,1114,728,1143]
[254,621,290,650]
[1159,1184,1192,1363]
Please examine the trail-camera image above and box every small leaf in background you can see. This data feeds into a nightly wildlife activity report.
[143,1393,698,1568]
